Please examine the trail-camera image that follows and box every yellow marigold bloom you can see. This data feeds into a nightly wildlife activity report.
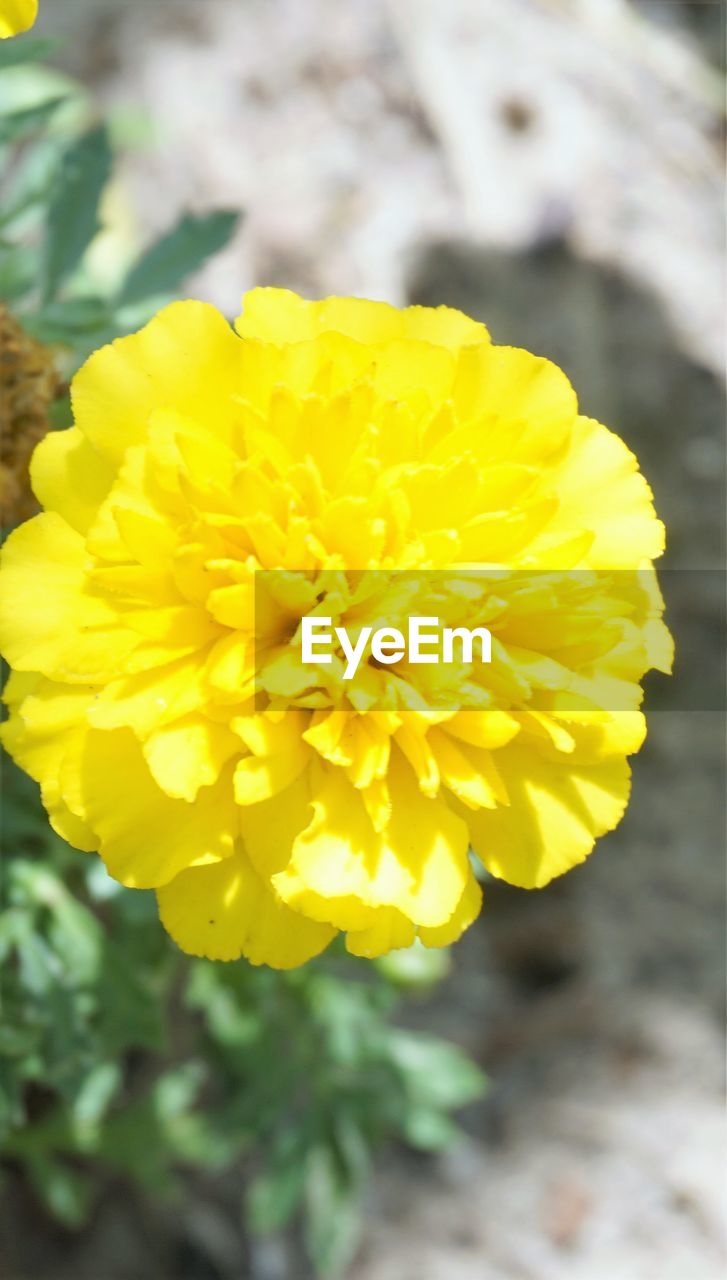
[0,0,37,38]
[0,289,672,967]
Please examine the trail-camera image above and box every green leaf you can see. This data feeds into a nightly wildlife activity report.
[70,1062,123,1151]
[0,37,57,70]
[387,1031,486,1112]
[48,394,73,431]
[95,939,166,1056]
[246,1124,313,1233]
[0,1024,40,1058]
[0,1072,25,1141]
[304,1144,364,1278]
[0,134,65,231]
[100,1063,230,1184]
[153,1062,206,1123]
[377,939,452,988]
[47,889,104,986]
[248,1158,308,1234]
[26,295,113,345]
[117,209,239,307]
[25,1154,91,1228]
[16,931,59,997]
[0,244,37,302]
[0,97,67,145]
[42,124,112,303]
[402,1107,460,1152]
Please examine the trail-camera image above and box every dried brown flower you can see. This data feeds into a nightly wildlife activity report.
[1,305,62,526]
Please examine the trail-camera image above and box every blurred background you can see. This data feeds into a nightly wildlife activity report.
[1,2,725,1278]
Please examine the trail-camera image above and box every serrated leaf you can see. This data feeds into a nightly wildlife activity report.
[42,124,112,303]
[117,209,239,307]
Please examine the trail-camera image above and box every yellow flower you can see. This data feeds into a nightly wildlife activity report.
[0,0,37,38]
[0,289,672,967]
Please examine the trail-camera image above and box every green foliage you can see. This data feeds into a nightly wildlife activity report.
[0,95,67,145]
[42,123,113,302]
[0,758,486,1275]
[118,209,240,308]
[0,36,58,71]
[0,48,240,371]
[0,44,486,1280]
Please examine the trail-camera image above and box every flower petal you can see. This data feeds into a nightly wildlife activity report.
[236,287,489,349]
[345,909,416,958]
[467,740,632,888]
[274,754,470,929]
[419,868,483,947]
[0,0,37,38]
[0,680,97,852]
[72,301,246,463]
[157,848,335,965]
[143,714,241,800]
[30,428,115,534]
[78,729,237,888]
[0,513,138,680]
[530,416,665,568]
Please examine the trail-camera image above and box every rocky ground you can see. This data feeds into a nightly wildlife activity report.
[6,2,726,1277]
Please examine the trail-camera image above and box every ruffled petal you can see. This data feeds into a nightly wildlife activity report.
[236,287,489,349]
[77,729,237,888]
[437,345,578,466]
[530,416,665,568]
[30,428,115,534]
[345,909,416,958]
[0,513,138,680]
[467,740,632,888]
[143,714,241,800]
[157,848,335,965]
[0,681,97,852]
[419,868,483,947]
[72,301,246,462]
[274,754,470,930]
